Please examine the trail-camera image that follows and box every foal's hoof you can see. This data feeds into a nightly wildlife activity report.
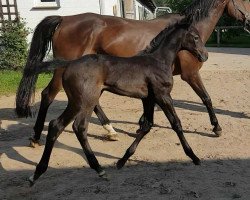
[213,126,222,137]
[106,134,119,141]
[28,175,36,187]
[116,159,126,169]
[98,170,109,181]
[29,137,42,148]
[136,128,140,134]
[193,158,201,165]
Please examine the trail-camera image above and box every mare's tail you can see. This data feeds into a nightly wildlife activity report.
[15,16,62,118]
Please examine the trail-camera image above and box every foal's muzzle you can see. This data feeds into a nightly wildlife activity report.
[197,51,208,62]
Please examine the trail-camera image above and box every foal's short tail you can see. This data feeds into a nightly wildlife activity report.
[15,15,62,118]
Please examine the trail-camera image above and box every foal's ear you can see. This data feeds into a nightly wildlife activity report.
[181,9,200,27]
[179,14,194,27]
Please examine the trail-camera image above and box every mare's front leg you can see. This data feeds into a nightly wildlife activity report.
[181,71,222,136]
[94,103,118,141]
[73,109,107,179]
[156,93,200,165]
[29,104,78,186]
[30,68,64,147]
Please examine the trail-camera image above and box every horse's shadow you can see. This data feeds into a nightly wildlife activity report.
[173,99,250,119]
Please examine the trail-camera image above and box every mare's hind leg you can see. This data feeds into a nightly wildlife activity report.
[155,94,200,165]
[181,71,222,136]
[29,103,78,186]
[30,69,64,147]
[73,109,107,179]
[94,103,118,141]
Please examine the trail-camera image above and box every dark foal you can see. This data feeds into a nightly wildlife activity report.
[27,19,208,185]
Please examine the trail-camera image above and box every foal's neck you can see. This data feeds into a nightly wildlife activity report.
[150,29,183,67]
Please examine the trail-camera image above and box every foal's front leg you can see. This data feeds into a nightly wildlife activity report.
[156,94,200,165]
[117,125,151,169]
[117,97,154,169]
[136,97,155,133]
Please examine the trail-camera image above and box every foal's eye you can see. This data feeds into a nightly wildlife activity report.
[194,36,199,41]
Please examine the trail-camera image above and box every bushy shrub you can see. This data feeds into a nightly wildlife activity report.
[0,19,29,71]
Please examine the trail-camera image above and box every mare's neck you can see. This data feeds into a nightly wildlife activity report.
[194,0,229,43]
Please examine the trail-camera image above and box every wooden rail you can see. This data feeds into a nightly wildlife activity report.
[215,26,244,47]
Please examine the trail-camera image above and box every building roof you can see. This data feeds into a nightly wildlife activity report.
[138,0,157,12]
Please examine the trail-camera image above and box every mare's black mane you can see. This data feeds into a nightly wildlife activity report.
[181,0,218,23]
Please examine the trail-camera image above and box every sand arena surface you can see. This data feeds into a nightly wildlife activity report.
[0,47,250,199]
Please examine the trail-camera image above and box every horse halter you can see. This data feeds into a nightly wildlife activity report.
[231,0,250,33]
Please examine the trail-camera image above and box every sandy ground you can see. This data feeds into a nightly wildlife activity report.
[0,48,250,199]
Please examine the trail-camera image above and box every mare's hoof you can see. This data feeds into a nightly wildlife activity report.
[213,126,222,137]
[29,137,42,148]
[193,158,201,165]
[116,159,125,169]
[106,134,119,141]
[28,175,36,187]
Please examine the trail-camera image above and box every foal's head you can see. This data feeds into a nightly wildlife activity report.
[178,15,208,62]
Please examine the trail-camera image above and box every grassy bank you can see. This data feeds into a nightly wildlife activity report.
[0,71,52,96]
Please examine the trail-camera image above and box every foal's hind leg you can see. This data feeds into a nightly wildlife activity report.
[29,104,78,186]
[181,71,222,136]
[94,103,118,141]
[73,109,107,179]
[155,94,200,165]
[30,69,64,147]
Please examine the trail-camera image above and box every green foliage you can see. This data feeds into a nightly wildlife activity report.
[0,19,29,71]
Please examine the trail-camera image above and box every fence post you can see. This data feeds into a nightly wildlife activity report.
[216,27,221,47]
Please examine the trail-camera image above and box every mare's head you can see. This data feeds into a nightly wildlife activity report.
[178,16,208,62]
[226,0,250,33]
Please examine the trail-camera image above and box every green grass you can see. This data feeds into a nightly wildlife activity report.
[0,70,52,96]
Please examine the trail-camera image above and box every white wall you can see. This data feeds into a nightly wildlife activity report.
[17,0,100,42]
[134,1,154,20]
[99,0,121,17]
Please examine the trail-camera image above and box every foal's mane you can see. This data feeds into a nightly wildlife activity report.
[139,22,179,55]
[139,0,220,55]
[181,0,218,23]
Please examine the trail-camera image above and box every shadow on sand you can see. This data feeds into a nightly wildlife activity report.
[0,155,249,199]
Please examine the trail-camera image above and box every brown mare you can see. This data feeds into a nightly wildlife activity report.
[16,0,250,144]
[25,18,208,185]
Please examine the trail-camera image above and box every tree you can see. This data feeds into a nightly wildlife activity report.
[0,19,29,71]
